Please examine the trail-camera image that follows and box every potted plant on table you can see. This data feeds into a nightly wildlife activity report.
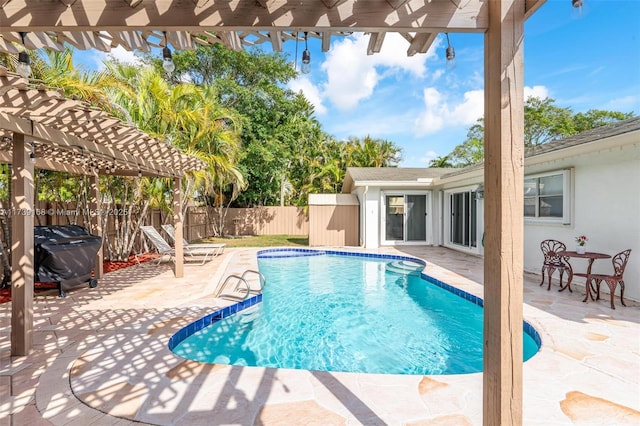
[575,235,588,254]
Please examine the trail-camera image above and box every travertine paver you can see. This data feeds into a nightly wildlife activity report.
[0,246,639,425]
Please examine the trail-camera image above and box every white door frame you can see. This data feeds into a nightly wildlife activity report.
[380,190,432,246]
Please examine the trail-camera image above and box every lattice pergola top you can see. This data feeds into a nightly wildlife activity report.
[0,66,207,177]
[0,0,545,57]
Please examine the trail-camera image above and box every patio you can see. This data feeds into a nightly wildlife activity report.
[1,246,638,425]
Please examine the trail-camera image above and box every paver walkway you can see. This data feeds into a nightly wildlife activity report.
[1,246,639,425]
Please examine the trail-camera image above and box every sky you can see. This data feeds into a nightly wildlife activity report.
[84,0,640,167]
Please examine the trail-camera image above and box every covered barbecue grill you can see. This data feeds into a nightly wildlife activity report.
[34,225,102,297]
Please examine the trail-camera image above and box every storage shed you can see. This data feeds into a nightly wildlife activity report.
[308,194,359,247]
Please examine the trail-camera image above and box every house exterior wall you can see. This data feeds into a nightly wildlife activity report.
[522,143,640,301]
[346,137,640,301]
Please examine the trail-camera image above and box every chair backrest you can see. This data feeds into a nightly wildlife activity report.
[540,239,567,264]
[141,226,173,253]
[161,224,190,246]
[611,249,631,278]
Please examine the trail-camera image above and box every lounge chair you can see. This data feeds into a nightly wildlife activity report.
[140,226,221,266]
[161,224,226,256]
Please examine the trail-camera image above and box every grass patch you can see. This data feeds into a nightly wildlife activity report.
[197,234,309,248]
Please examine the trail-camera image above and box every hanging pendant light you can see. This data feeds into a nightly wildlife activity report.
[445,33,456,70]
[301,32,311,74]
[292,31,299,71]
[162,31,175,77]
[17,32,31,79]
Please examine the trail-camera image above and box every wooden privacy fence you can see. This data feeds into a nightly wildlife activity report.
[0,201,308,258]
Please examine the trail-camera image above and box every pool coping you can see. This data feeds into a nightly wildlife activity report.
[6,245,637,425]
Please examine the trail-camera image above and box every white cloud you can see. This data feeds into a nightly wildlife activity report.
[605,95,639,111]
[414,85,550,135]
[289,77,327,115]
[321,33,438,111]
[89,46,142,70]
[524,85,549,100]
[414,88,483,135]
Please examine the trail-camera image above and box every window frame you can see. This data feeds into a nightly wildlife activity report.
[524,169,572,225]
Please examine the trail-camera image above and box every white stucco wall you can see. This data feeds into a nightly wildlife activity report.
[354,186,381,248]
[523,143,640,301]
[346,133,639,301]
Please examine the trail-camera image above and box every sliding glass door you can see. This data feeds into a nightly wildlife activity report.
[383,193,429,244]
[406,195,427,242]
[448,190,478,249]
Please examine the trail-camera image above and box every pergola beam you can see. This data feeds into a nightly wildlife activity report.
[525,0,547,19]
[483,0,525,424]
[367,32,385,55]
[0,112,174,177]
[10,132,34,356]
[0,0,488,32]
[407,32,437,57]
[89,174,104,279]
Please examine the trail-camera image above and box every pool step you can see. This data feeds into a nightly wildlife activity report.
[385,260,425,276]
[239,305,261,323]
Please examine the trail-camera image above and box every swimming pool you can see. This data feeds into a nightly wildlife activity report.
[170,249,540,375]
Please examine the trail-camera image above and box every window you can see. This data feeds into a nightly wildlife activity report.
[524,170,571,223]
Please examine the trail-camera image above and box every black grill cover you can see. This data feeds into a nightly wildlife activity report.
[34,225,102,293]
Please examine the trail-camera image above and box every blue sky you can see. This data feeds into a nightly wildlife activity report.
[85,0,640,167]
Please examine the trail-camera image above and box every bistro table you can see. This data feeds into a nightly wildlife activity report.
[557,250,612,302]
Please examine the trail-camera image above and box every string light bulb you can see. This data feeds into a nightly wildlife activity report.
[445,33,456,70]
[162,31,175,76]
[301,32,311,74]
[17,32,31,78]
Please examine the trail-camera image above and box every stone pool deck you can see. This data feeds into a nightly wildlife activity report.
[1,246,639,425]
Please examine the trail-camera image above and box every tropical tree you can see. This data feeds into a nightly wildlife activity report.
[346,135,402,168]
[444,97,634,167]
[428,155,455,168]
[103,62,244,239]
[150,44,333,207]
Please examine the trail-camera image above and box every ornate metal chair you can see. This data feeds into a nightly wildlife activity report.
[583,249,631,309]
[540,239,570,291]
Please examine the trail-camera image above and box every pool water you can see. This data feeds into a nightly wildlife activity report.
[173,252,539,375]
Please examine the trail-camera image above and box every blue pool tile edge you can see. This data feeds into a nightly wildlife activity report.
[420,272,542,349]
[257,247,427,267]
[168,293,263,351]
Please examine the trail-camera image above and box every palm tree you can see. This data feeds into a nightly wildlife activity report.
[103,63,245,237]
[429,155,455,168]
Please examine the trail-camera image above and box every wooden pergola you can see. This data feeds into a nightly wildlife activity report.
[0,1,551,424]
[0,64,205,355]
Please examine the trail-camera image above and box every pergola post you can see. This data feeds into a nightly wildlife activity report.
[89,173,103,279]
[483,0,525,424]
[173,177,184,278]
[11,132,34,356]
